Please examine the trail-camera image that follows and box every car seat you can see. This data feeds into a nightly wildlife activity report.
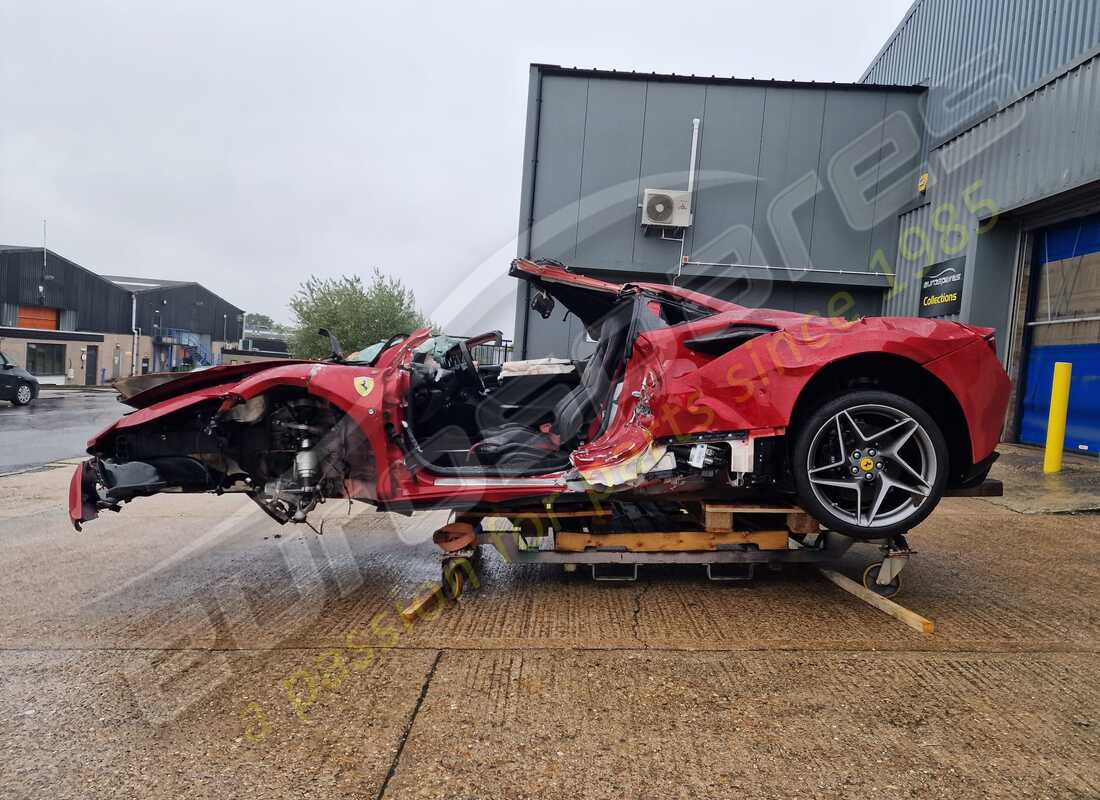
[472,303,633,466]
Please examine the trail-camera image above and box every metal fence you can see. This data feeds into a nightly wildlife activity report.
[470,339,514,366]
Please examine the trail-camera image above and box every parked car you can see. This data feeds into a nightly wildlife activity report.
[69,258,1011,539]
[0,351,40,406]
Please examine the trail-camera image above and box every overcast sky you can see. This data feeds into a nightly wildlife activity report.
[1,0,912,337]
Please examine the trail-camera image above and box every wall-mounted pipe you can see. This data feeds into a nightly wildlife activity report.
[130,293,138,376]
[683,259,897,278]
[675,118,702,284]
[686,118,700,198]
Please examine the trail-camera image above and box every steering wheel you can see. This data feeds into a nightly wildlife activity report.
[459,340,487,394]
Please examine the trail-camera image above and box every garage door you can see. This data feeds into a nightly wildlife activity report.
[1019,214,1100,454]
[16,305,60,330]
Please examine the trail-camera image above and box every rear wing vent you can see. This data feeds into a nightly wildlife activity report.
[683,325,773,357]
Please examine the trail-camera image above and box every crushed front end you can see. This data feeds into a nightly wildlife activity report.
[69,371,380,531]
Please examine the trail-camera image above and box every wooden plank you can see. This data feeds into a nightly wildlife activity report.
[786,511,821,535]
[555,529,790,553]
[399,583,443,624]
[704,508,734,532]
[704,503,801,514]
[456,508,614,523]
[817,568,935,635]
[704,502,813,533]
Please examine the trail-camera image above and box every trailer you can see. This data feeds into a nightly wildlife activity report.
[401,480,1003,632]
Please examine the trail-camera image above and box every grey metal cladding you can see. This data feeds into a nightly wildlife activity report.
[630,81,706,271]
[529,75,588,263]
[521,299,578,359]
[887,50,1100,330]
[748,88,827,268]
[0,248,132,333]
[134,283,244,341]
[884,203,932,317]
[862,0,1100,141]
[935,53,1100,220]
[519,65,925,319]
[807,91,889,270]
[688,85,766,266]
[575,79,648,268]
[869,92,928,272]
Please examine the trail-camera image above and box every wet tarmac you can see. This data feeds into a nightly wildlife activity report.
[1,458,1098,798]
[0,391,121,473]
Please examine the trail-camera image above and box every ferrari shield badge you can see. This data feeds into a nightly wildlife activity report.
[353,376,375,397]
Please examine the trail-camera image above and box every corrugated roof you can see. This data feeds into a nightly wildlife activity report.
[533,63,926,93]
[858,0,924,84]
[101,275,195,292]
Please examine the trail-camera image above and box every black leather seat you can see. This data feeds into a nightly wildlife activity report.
[473,304,633,466]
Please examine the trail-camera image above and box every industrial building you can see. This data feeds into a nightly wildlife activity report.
[221,331,292,365]
[0,246,245,385]
[513,0,1100,453]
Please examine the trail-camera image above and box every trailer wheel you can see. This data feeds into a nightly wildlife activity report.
[442,556,476,600]
[443,568,465,601]
[862,562,901,598]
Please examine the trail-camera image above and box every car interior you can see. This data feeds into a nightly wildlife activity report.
[404,287,714,476]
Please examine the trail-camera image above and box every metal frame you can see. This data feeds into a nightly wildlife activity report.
[431,481,1000,594]
[473,525,858,567]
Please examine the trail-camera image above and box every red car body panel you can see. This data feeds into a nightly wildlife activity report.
[924,337,1011,461]
[570,315,1003,478]
[69,258,1012,530]
[68,460,93,528]
[122,359,316,409]
[91,383,238,444]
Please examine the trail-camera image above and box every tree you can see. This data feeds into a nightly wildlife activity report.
[244,312,289,333]
[288,269,429,360]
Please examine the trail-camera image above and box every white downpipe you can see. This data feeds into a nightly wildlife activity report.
[676,118,701,284]
[686,117,700,197]
[130,293,139,376]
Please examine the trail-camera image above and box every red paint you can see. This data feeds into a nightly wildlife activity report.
[78,260,1012,518]
[122,360,315,409]
[68,460,97,529]
[924,337,1011,461]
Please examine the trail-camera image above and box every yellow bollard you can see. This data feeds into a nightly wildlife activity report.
[1043,361,1073,473]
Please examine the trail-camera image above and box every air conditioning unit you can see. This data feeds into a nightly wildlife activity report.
[641,188,692,228]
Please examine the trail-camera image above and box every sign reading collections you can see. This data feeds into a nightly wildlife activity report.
[919,257,966,318]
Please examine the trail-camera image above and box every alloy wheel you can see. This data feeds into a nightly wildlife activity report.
[804,403,938,530]
[15,384,32,405]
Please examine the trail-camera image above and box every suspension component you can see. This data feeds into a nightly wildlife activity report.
[294,437,319,489]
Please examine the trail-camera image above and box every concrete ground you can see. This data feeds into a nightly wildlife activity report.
[1,452,1099,799]
[0,390,121,473]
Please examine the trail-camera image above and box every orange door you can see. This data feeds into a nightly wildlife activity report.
[17,306,60,330]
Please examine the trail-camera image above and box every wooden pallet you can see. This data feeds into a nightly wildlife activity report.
[555,529,790,553]
[456,501,818,554]
[702,503,820,536]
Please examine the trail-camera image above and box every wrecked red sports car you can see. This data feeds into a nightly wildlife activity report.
[69,258,1011,540]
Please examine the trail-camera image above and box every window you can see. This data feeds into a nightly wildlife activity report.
[25,343,65,376]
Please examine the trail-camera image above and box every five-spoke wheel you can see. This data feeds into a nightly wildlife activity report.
[792,390,949,539]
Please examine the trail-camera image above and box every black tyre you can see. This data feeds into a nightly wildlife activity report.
[12,382,33,406]
[791,390,949,540]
